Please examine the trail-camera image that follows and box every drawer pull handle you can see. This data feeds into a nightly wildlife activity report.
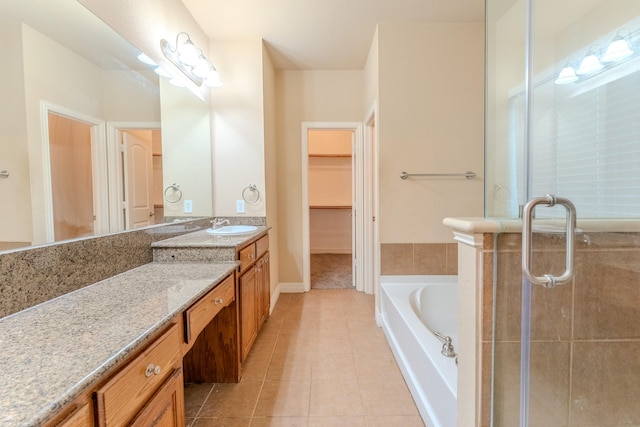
[214,298,224,305]
[248,253,254,260]
[145,363,162,378]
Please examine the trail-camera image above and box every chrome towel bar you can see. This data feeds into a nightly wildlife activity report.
[400,171,476,180]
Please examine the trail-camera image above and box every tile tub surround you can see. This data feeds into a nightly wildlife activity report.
[380,243,458,275]
[0,261,238,427]
[0,218,214,318]
[152,226,270,263]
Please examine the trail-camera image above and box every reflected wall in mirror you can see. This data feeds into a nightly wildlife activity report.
[0,0,213,252]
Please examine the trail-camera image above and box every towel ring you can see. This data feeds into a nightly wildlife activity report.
[242,184,260,205]
[164,183,182,203]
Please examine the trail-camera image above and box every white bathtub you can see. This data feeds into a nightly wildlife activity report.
[380,275,458,427]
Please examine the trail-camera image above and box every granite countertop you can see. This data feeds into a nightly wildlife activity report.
[151,227,269,249]
[0,262,238,427]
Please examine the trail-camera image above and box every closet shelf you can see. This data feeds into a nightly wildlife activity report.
[308,154,351,158]
[309,205,352,209]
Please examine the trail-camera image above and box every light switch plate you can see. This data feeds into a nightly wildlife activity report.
[236,200,245,213]
[184,200,193,213]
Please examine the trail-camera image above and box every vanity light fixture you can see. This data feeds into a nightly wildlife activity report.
[160,32,222,88]
[554,27,636,85]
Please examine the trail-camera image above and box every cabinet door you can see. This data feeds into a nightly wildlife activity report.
[257,254,270,330]
[130,368,185,427]
[56,403,93,427]
[239,267,257,361]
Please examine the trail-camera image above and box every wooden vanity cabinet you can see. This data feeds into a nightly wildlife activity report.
[238,235,270,361]
[182,273,240,384]
[95,322,183,427]
[45,400,93,427]
[129,368,185,427]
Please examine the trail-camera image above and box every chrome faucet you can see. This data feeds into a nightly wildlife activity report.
[212,218,230,229]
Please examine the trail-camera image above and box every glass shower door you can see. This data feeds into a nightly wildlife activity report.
[486,0,640,425]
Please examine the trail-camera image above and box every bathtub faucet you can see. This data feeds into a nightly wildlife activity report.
[433,331,457,359]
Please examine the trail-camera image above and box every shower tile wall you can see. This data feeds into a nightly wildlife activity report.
[481,232,640,427]
[380,243,458,275]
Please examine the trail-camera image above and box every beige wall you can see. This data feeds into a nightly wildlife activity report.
[210,39,267,218]
[262,43,280,301]
[0,21,31,246]
[160,79,212,218]
[377,23,485,244]
[363,27,379,115]
[275,70,364,283]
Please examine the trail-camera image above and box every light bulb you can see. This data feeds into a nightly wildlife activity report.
[601,36,633,63]
[576,52,603,75]
[554,65,578,85]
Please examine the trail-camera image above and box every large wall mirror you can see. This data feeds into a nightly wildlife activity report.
[0,0,213,252]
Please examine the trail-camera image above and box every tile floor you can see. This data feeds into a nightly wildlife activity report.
[184,289,425,427]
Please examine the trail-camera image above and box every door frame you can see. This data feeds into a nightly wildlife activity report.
[364,103,379,298]
[40,101,107,243]
[301,121,365,292]
[106,122,161,232]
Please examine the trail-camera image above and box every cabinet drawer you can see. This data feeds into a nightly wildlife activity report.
[256,235,269,259]
[184,274,235,344]
[238,243,256,272]
[95,323,181,427]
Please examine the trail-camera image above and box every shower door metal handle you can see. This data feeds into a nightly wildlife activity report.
[522,195,576,288]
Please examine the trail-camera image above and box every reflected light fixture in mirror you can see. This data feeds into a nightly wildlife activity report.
[159,32,222,88]
[554,64,578,84]
[576,50,603,75]
[601,31,634,63]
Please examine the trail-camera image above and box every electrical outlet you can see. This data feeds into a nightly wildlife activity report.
[236,200,245,214]
[184,200,193,213]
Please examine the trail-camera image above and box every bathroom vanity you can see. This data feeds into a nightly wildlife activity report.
[0,227,270,427]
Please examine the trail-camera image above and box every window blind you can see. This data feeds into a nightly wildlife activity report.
[510,65,640,219]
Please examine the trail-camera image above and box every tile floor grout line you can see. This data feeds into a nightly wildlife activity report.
[190,383,216,426]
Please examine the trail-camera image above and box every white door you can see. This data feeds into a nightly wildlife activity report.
[123,131,154,229]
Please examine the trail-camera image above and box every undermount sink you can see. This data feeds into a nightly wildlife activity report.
[206,225,258,235]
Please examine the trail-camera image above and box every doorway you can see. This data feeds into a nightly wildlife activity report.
[307,129,354,289]
[41,102,108,245]
[302,121,374,294]
[106,122,162,232]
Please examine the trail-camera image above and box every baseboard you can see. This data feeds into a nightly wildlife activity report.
[269,286,280,315]
[277,282,306,293]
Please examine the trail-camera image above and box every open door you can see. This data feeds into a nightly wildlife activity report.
[48,112,95,241]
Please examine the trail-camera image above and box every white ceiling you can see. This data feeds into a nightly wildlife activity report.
[181,0,485,70]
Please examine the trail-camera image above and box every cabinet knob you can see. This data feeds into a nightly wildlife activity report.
[214,298,224,305]
[145,363,161,378]
[248,253,255,260]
